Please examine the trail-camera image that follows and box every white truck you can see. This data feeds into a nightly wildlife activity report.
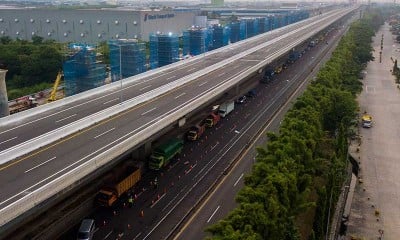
[218,101,234,118]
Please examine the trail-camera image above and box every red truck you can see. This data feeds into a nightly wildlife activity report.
[187,122,206,141]
[205,112,220,128]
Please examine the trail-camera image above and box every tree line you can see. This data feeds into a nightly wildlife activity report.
[0,36,63,100]
[206,10,382,240]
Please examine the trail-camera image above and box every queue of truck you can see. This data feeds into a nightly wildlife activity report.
[95,99,239,206]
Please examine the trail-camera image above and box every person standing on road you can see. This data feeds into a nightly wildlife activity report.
[128,196,133,208]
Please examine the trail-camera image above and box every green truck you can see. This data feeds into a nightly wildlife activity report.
[149,138,184,170]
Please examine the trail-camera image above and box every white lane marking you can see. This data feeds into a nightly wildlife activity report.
[150,193,166,208]
[133,232,142,240]
[198,81,208,87]
[174,93,186,99]
[103,98,119,105]
[207,205,220,223]
[55,114,77,123]
[233,173,244,187]
[162,186,188,212]
[210,142,219,151]
[187,68,196,72]
[0,137,17,145]
[103,230,112,239]
[140,85,152,91]
[167,76,176,80]
[94,128,115,139]
[141,107,157,116]
[217,72,225,77]
[25,157,56,173]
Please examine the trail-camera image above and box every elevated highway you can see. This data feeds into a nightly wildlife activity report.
[0,7,355,234]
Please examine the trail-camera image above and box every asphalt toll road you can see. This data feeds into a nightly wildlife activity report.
[173,20,351,240]
[61,30,336,240]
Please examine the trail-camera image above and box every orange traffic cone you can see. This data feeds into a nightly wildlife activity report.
[140,210,144,217]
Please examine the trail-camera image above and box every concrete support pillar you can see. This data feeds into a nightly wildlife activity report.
[235,84,240,95]
[0,69,9,118]
[138,141,152,161]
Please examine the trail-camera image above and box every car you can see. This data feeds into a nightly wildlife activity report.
[236,95,247,104]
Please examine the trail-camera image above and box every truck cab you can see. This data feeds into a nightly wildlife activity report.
[149,154,164,170]
[187,124,205,141]
[97,189,117,207]
[205,112,220,127]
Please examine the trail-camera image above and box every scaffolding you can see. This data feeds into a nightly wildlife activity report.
[210,24,230,50]
[258,18,266,34]
[63,43,106,96]
[183,27,213,56]
[229,20,246,43]
[244,18,259,38]
[149,33,179,69]
[108,39,146,82]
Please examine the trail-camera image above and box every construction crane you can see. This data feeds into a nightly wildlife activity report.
[48,72,62,102]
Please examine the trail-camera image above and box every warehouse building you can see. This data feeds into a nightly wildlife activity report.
[0,7,197,43]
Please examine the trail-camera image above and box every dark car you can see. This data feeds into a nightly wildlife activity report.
[236,95,247,104]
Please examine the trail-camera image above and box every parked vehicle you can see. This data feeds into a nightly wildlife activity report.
[149,139,184,170]
[362,114,372,128]
[205,112,221,128]
[274,65,283,74]
[96,161,144,207]
[236,95,247,104]
[218,101,235,117]
[9,96,38,114]
[77,219,95,240]
[261,68,275,83]
[287,51,301,64]
[187,121,206,141]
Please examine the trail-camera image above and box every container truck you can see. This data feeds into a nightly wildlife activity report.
[187,122,206,141]
[287,51,300,63]
[218,101,234,118]
[205,112,221,127]
[261,68,275,83]
[149,138,184,170]
[97,161,144,207]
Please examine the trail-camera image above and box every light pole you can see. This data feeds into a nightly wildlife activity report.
[119,44,123,104]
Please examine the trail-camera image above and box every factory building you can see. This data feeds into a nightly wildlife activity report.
[0,7,197,43]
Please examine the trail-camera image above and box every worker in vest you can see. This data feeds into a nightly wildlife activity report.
[154,177,158,189]
[128,195,134,208]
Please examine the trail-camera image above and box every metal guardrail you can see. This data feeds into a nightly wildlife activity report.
[0,8,355,229]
